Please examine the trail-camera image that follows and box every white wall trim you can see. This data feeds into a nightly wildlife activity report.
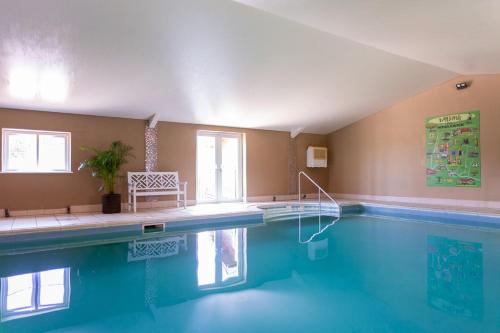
[245,193,324,202]
[332,193,500,209]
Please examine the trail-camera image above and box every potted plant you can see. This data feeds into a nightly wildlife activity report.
[79,141,134,214]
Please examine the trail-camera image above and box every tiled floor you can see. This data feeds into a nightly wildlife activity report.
[0,202,266,235]
[1,199,499,236]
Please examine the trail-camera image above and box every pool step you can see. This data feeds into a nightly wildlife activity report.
[263,205,340,222]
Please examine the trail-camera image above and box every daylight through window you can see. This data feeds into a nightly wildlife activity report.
[2,129,71,173]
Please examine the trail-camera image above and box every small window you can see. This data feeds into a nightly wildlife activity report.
[0,268,71,321]
[2,128,71,173]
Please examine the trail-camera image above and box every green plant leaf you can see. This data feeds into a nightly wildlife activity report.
[78,141,134,194]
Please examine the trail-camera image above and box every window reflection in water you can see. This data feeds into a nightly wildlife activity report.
[197,228,246,289]
[0,268,70,321]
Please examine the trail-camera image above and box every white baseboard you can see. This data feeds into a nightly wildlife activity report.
[70,200,198,214]
[332,193,500,209]
[246,194,296,202]
[6,208,68,217]
[245,193,322,202]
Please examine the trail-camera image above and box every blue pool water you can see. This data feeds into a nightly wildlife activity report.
[0,214,499,332]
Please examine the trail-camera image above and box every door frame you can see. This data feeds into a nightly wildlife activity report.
[196,130,244,203]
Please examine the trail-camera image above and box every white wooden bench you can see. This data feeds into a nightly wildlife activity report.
[128,172,187,212]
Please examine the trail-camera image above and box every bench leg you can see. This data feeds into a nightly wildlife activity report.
[177,192,180,208]
[133,191,137,213]
[183,183,187,209]
[128,192,131,212]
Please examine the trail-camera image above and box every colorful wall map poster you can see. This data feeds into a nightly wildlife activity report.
[426,111,480,187]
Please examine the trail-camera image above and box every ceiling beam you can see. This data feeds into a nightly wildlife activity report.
[290,127,304,138]
[148,113,159,128]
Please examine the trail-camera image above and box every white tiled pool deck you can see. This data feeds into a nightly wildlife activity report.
[0,202,271,235]
[1,199,500,236]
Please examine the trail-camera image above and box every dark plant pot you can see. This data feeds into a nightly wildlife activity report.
[102,193,121,214]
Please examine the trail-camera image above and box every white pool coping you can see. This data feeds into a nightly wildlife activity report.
[0,202,266,236]
[2,198,499,236]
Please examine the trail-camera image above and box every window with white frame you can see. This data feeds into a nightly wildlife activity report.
[2,128,71,173]
[0,268,71,322]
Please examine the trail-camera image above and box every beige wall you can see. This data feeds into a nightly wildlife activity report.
[328,74,500,201]
[157,123,330,201]
[4,75,499,210]
[0,108,330,211]
[157,122,291,200]
[0,108,146,210]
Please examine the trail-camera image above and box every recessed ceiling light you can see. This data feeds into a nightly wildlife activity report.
[8,67,38,99]
[39,68,68,103]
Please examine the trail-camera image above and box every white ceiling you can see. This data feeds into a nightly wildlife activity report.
[0,0,461,134]
[236,0,500,75]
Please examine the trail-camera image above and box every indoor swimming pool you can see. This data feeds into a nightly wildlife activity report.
[0,212,499,332]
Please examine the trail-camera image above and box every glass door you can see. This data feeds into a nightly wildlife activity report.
[197,131,243,203]
[196,134,218,202]
[220,134,241,201]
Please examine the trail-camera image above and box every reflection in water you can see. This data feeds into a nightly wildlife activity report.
[128,234,188,262]
[307,237,329,261]
[298,214,340,244]
[197,228,247,289]
[0,218,497,332]
[0,268,70,321]
[427,235,483,319]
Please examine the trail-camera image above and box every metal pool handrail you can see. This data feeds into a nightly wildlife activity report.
[298,171,341,214]
[298,171,342,243]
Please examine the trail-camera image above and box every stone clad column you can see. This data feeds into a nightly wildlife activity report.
[145,125,158,172]
[145,124,158,202]
[288,136,297,195]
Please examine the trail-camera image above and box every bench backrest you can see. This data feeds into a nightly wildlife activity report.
[128,172,179,191]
